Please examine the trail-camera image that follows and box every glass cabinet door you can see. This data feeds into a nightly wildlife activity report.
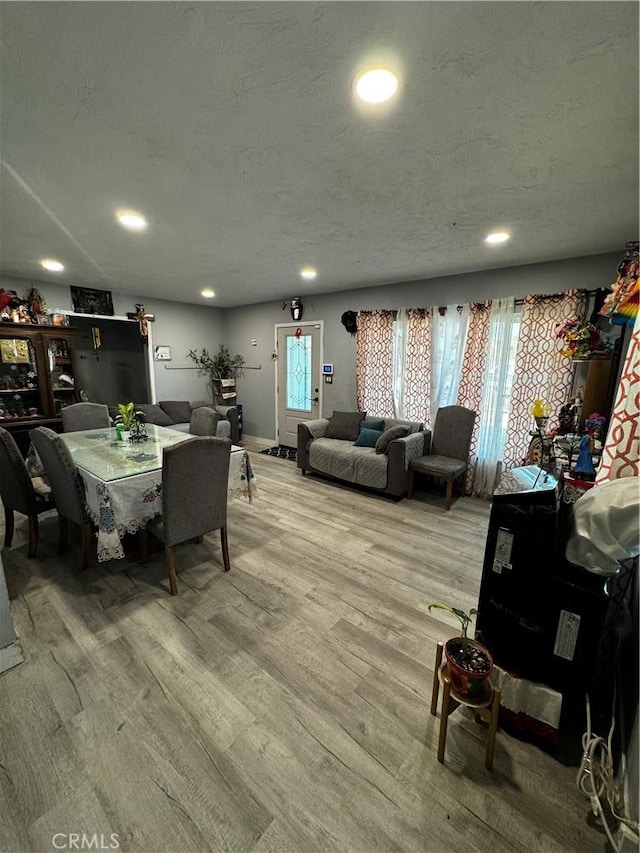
[45,334,77,415]
[0,335,44,422]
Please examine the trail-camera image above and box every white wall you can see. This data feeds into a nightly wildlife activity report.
[0,275,226,402]
[225,252,621,441]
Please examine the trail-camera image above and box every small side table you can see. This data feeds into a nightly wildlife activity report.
[430,641,501,770]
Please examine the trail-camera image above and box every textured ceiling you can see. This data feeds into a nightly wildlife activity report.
[1,2,638,307]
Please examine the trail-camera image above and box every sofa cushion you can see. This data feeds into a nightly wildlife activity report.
[159,400,192,424]
[354,427,383,448]
[325,410,365,441]
[362,418,385,432]
[375,425,411,454]
[136,403,174,426]
[309,438,388,489]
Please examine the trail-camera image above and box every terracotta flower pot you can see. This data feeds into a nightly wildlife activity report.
[444,637,493,701]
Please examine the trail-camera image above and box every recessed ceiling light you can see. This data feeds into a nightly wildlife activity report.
[40,258,64,272]
[116,210,147,231]
[354,69,399,104]
[485,231,511,245]
[200,288,215,298]
[300,268,317,280]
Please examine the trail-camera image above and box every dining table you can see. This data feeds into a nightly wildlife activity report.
[59,424,257,562]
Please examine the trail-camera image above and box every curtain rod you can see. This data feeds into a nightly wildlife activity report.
[514,287,603,306]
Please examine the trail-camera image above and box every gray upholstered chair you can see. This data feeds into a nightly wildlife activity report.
[0,427,52,557]
[189,406,221,436]
[29,427,93,569]
[61,402,111,432]
[407,406,476,510]
[147,436,231,595]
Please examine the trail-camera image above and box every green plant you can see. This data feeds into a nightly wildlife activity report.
[114,402,145,430]
[187,344,245,379]
[428,602,477,640]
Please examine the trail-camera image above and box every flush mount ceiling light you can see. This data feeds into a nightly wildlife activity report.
[485,231,511,245]
[201,288,215,298]
[300,268,317,280]
[116,210,147,231]
[354,68,399,104]
[40,258,64,272]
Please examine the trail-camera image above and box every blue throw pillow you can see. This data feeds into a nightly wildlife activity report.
[354,427,383,447]
[361,418,385,432]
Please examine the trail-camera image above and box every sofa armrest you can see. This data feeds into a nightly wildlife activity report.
[214,405,240,443]
[386,431,428,496]
[297,418,329,470]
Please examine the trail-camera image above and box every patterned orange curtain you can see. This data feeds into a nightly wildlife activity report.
[457,301,492,493]
[403,308,432,425]
[355,310,396,417]
[596,315,640,482]
[503,290,587,469]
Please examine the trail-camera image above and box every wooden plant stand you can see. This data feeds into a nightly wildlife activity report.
[430,641,501,770]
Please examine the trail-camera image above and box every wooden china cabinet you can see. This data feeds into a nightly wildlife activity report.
[0,322,79,454]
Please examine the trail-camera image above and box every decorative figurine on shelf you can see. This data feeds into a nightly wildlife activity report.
[571,434,597,481]
[584,412,606,443]
[557,401,579,435]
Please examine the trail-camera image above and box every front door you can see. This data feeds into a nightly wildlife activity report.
[276,323,322,448]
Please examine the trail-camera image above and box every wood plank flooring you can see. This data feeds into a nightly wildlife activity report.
[0,451,605,853]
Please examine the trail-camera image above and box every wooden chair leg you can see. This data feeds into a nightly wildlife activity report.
[27,514,39,558]
[80,523,92,571]
[166,545,178,595]
[485,686,501,771]
[445,479,453,511]
[4,507,14,548]
[58,515,69,552]
[220,527,231,572]
[431,641,443,716]
[437,675,453,763]
[407,467,415,499]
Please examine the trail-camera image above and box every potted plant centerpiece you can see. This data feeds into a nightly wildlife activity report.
[114,402,146,432]
[428,601,493,701]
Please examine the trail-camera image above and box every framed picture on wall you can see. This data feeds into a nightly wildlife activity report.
[70,286,114,316]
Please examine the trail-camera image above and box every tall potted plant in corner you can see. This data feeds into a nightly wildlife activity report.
[188,344,245,405]
[428,601,493,701]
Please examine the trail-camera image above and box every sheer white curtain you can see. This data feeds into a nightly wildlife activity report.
[429,305,470,427]
[473,297,517,498]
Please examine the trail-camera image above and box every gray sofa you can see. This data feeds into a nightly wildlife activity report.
[297,414,428,498]
[115,401,240,443]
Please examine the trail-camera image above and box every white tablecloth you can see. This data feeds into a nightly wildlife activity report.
[79,448,256,561]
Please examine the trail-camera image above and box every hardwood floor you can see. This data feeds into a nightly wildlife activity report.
[0,451,604,853]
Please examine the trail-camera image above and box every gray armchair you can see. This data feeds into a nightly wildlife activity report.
[407,405,476,510]
[30,427,93,569]
[146,436,232,595]
[61,402,111,432]
[0,427,52,557]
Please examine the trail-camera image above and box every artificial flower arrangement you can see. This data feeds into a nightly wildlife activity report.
[555,320,613,360]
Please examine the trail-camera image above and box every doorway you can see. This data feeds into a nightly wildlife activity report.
[276,322,323,447]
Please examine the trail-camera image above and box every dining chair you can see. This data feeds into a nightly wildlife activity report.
[29,427,93,569]
[189,406,221,436]
[0,427,53,557]
[407,406,477,510]
[61,402,111,432]
[147,436,231,595]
